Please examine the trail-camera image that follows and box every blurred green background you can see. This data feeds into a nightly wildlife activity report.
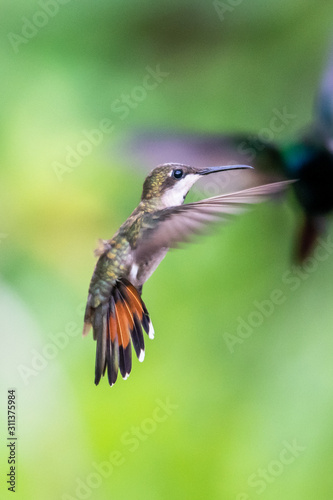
[1,1,333,499]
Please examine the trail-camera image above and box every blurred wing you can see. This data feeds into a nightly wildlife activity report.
[121,131,286,187]
[315,49,333,142]
[135,180,293,261]
[295,215,327,263]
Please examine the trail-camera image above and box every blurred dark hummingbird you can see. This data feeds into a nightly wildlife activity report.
[124,51,333,262]
[83,163,292,386]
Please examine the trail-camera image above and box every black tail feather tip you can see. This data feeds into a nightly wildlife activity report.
[92,279,154,386]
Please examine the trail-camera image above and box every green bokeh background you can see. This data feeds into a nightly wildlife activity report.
[1,1,333,499]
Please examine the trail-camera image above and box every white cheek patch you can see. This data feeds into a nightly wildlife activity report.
[162,174,197,207]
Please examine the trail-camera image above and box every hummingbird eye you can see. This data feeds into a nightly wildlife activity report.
[172,169,184,180]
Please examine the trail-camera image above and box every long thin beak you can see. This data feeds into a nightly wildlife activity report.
[198,165,253,175]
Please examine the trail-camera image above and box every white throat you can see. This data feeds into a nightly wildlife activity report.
[160,174,198,208]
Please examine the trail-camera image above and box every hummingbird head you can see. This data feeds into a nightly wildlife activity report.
[141,163,253,208]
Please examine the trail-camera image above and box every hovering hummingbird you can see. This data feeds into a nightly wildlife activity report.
[83,163,292,386]
[124,50,333,262]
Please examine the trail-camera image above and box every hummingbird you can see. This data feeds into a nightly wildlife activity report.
[83,163,292,387]
[123,50,333,262]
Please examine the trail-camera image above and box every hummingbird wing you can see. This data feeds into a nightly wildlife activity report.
[295,215,327,262]
[135,180,294,261]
